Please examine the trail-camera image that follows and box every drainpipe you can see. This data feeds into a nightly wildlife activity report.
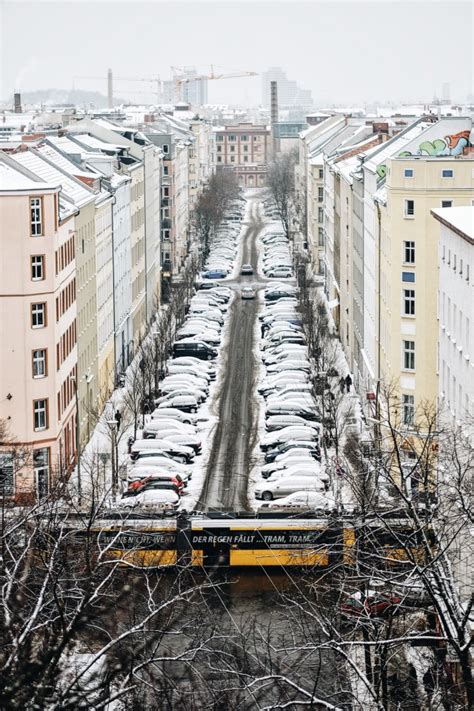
[110,191,117,385]
[375,200,382,447]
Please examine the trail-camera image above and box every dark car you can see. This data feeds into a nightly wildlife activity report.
[173,340,218,360]
[203,269,227,280]
[198,281,219,290]
[264,440,321,463]
[264,290,297,302]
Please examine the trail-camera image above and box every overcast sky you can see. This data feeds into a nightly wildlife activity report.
[1,0,472,106]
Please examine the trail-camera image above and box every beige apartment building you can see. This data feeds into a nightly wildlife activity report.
[129,162,146,346]
[377,155,474,423]
[0,159,78,502]
[214,123,270,187]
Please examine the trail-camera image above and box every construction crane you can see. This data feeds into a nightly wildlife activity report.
[171,66,258,104]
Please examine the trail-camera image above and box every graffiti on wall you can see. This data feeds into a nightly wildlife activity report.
[376,129,472,179]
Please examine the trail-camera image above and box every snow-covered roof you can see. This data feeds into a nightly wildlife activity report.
[0,159,58,192]
[37,143,101,180]
[11,150,94,207]
[70,133,125,153]
[432,206,474,242]
[363,119,433,174]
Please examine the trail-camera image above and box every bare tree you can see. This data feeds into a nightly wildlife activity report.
[266,148,298,239]
[195,171,240,264]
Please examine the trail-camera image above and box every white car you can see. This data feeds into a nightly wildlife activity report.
[264,352,309,367]
[157,395,199,412]
[129,460,191,479]
[156,388,207,405]
[261,425,320,450]
[266,361,310,374]
[120,489,180,509]
[160,375,209,393]
[167,364,212,381]
[261,453,316,477]
[169,357,216,375]
[254,476,325,501]
[261,462,328,482]
[265,415,319,431]
[149,408,195,425]
[258,491,332,511]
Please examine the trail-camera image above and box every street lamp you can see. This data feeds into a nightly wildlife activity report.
[70,375,81,506]
[106,419,118,501]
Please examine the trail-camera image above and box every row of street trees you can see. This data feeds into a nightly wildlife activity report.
[194,170,241,264]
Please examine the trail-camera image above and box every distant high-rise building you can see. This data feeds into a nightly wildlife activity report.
[261,67,312,108]
[179,67,208,106]
[441,82,451,104]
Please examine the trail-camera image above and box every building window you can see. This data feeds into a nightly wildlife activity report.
[163,166,169,176]
[216,135,223,142]
[217,146,222,153]
[402,271,415,282]
[30,197,43,236]
[318,207,324,223]
[403,340,415,370]
[162,228,170,240]
[403,289,415,316]
[32,349,47,378]
[404,199,415,217]
[243,156,248,162]
[31,255,44,281]
[241,135,248,141]
[217,156,222,163]
[466,264,470,283]
[441,200,452,208]
[33,399,48,431]
[230,146,235,152]
[318,227,324,247]
[31,302,46,328]
[318,168,323,179]
[228,134,236,141]
[253,136,258,141]
[243,145,248,152]
[404,169,414,177]
[230,157,235,163]
[403,240,415,264]
[402,394,415,426]
[33,448,50,499]
[442,169,453,178]
[0,453,14,497]
[318,187,324,203]
[163,186,169,197]
[162,144,169,154]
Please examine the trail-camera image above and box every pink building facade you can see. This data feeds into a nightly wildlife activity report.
[0,159,77,503]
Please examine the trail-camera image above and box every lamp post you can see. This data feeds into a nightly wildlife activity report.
[106,419,118,501]
[70,375,81,506]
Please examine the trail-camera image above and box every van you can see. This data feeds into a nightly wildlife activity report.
[172,340,218,360]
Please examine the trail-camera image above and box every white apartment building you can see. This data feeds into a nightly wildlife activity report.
[433,206,474,424]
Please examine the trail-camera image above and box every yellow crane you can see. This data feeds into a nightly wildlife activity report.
[171,66,258,104]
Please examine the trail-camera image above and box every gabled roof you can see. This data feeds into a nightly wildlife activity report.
[0,157,58,192]
[11,149,94,208]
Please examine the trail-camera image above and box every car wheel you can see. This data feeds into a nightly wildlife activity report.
[207,354,212,360]
[191,407,197,413]
[262,491,273,501]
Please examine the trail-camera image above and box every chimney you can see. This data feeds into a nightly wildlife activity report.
[270,81,279,154]
[107,68,113,109]
[14,93,22,113]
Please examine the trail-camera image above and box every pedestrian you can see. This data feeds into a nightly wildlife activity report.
[261,323,265,339]
[345,374,352,392]
[127,436,134,454]
[339,377,345,393]
[115,409,122,429]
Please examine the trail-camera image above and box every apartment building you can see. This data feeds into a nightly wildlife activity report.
[68,118,161,328]
[0,159,77,503]
[8,146,99,445]
[375,127,473,422]
[214,123,271,188]
[432,206,474,425]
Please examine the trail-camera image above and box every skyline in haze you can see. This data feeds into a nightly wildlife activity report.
[1,1,472,107]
